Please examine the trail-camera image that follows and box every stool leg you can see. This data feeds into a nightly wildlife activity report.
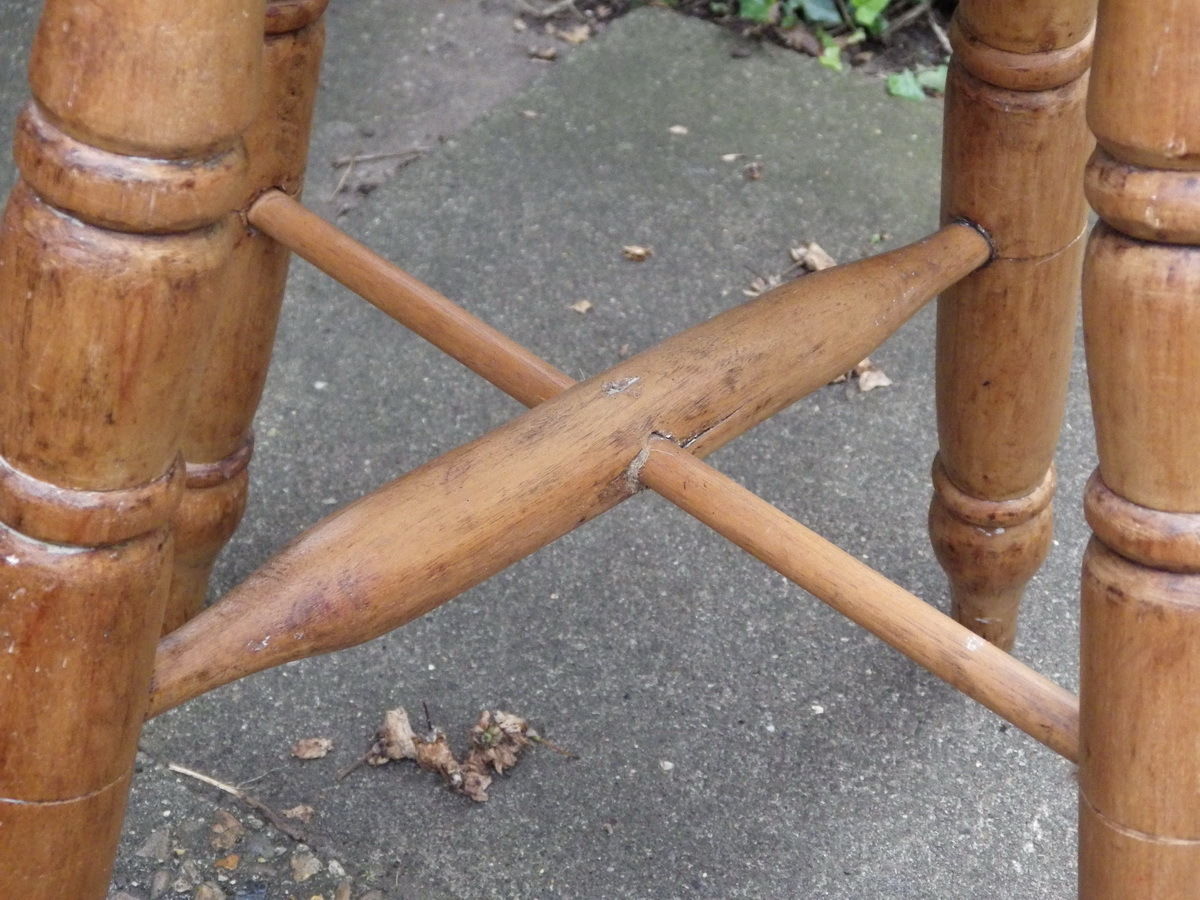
[930,0,1096,650]
[0,2,262,895]
[1078,2,1200,894]
[166,0,328,633]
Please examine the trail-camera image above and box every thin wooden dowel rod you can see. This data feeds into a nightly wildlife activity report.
[149,223,991,717]
[640,439,1079,762]
[248,190,574,407]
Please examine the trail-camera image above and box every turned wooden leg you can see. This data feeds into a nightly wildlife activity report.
[930,0,1095,650]
[166,0,327,632]
[0,2,262,895]
[1078,2,1200,894]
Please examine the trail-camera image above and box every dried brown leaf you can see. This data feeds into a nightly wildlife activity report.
[854,357,894,392]
[282,804,316,824]
[466,710,533,776]
[569,299,594,315]
[742,273,782,298]
[742,161,764,181]
[792,241,837,272]
[622,244,652,262]
[528,46,558,61]
[829,357,894,391]
[209,810,244,852]
[554,24,591,43]
[290,737,334,760]
[290,851,322,883]
[414,731,463,790]
[367,708,417,765]
[459,765,493,803]
[774,23,821,56]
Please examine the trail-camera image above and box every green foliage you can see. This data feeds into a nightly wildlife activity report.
[886,63,948,101]
[738,0,775,22]
[735,0,899,29]
[885,69,924,100]
[851,0,888,27]
[815,26,843,71]
[729,0,949,92]
[798,0,840,25]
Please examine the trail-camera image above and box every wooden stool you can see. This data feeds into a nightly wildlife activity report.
[0,1,1195,895]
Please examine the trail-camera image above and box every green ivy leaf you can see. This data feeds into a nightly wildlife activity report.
[800,0,841,25]
[851,0,888,27]
[886,69,926,101]
[816,43,844,70]
[738,0,776,22]
[916,64,948,93]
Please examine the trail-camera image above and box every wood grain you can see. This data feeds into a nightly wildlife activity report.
[149,224,990,715]
[0,1,262,894]
[167,2,326,632]
[1079,1,1200,892]
[932,3,1093,650]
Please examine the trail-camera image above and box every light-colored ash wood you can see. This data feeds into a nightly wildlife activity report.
[640,440,1079,761]
[1079,2,1200,893]
[0,1,262,895]
[148,224,990,715]
[166,2,326,632]
[932,3,1093,651]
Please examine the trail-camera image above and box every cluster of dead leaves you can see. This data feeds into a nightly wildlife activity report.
[521,16,593,60]
[361,707,570,803]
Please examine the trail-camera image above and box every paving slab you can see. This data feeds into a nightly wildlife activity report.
[0,4,1093,898]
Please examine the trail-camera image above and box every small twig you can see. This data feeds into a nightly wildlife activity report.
[331,148,427,169]
[528,732,580,760]
[168,762,311,844]
[925,6,952,57]
[422,701,434,734]
[327,158,354,201]
[237,766,283,789]
[336,751,371,782]
[882,0,931,40]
